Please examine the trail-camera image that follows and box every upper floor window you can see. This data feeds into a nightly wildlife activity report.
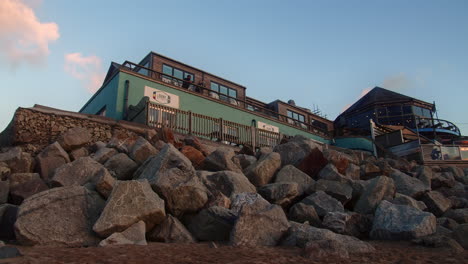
[210,82,237,100]
[162,64,194,87]
[287,110,305,123]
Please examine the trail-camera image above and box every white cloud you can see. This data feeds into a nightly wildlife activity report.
[64,53,105,93]
[381,73,411,92]
[0,0,59,68]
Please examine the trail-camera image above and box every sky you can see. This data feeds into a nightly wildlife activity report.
[1,0,467,135]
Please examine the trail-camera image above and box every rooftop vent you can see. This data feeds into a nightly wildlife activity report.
[287,99,296,106]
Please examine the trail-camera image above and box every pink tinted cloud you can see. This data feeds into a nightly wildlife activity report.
[64,53,105,93]
[341,87,372,113]
[0,0,59,68]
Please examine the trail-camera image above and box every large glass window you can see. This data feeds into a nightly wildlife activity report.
[287,110,305,123]
[387,106,402,116]
[210,82,237,102]
[162,64,194,87]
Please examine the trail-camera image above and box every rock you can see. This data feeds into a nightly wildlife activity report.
[273,136,321,167]
[302,239,349,259]
[437,217,459,230]
[345,163,361,180]
[0,246,22,259]
[205,191,231,208]
[360,162,382,180]
[99,221,147,246]
[444,166,467,184]
[92,168,116,199]
[183,135,210,156]
[296,147,328,178]
[288,203,321,227]
[436,182,467,200]
[392,193,427,211]
[0,162,10,180]
[8,173,48,205]
[232,154,256,170]
[244,152,281,187]
[322,212,372,239]
[0,204,18,240]
[318,163,349,183]
[315,180,353,205]
[186,206,236,241]
[51,157,104,187]
[203,148,242,173]
[69,147,89,161]
[230,193,270,215]
[432,172,456,189]
[58,127,91,151]
[390,169,429,198]
[422,191,451,217]
[258,182,299,207]
[15,186,105,246]
[148,215,195,243]
[370,200,436,240]
[230,197,290,246]
[157,127,175,145]
[323,149,354,175]
[452,223,468,249]
[35,142,70,181]
[414,165,432,187]
[91,141,107,152]
[0,180,8,204]
[300,191,344,217]
[281,222,375,253]
[444,208,468,224]
[134,144,208,216]
[274,165,314,196]
[92,147,118,164]
[104,153,138,180]
[198,170,256,198]
[129,136,158,164]
[93,180,165,237]
[0,147,34,173]
[354,176,395,215]
[448,196,468,209]
[180,146,205,169]
[412,234,464,252]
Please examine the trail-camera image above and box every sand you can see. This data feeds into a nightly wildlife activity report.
[1,241,466,264]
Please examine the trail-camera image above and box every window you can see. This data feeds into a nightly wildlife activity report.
[162,64,194,87]
[311,119,328,131]
[210,82,237,102]
[287,110,305,123]
[96,106,106,116]
[137,61,150,76]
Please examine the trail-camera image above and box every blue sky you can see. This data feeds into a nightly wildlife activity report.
[1,0,467,134]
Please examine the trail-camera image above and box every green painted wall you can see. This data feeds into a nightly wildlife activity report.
[333,137,374,152]
[117,72,330,143]
[80,74,120,119]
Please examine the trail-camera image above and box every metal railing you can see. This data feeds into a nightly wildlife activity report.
[420,144,468,161]
[121,61,330,138]
[146,102,284,148]
[415,116,460,136]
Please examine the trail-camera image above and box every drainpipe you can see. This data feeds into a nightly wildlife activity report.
[123,80,129,119]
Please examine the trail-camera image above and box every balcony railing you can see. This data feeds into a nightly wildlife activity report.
[414,116,460,136]
[421,144,468,161]
[120,61,330,138]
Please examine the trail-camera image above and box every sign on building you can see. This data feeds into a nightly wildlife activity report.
[257,121,279,133]
[144,86,180,109]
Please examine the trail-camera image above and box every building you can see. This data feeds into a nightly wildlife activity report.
[80,52,334,147]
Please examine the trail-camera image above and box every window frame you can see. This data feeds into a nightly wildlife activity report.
[210,81,238,100]
[286,109,305,123]
[162,64,195,86]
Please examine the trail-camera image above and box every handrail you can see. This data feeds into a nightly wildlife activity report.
[120,61,330,138]
[414,116,460,136]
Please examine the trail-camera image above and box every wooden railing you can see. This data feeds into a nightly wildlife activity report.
[146,102,286,148]
[120,61,330,138]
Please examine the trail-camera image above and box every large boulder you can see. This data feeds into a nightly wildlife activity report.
[57,127,91,151]
[322,212,372,239]
[99,220,147,247]
[300,191,344,217]
[230,196,290,246]
[181,146,205,169]
[296,148,328,178]
[315,179,353,205]
[452,224,468,249]
[93,180,165,237]
[8,173,48,205]
[370,200,436,240]
[134,144,208,216]
[0,204,18,241]
[432,172,456,189]
[390,169,429,198]
[148,215,196,243]
[230,193,270,215]
[35,142,70,181]
[323,149,355,175]
[198,170,256,198]
[414,165,432,187]
[91,168,116,199]
[345,163,361,180]
[104,153,138,180]
[422,191,451,217]
[14,186,105,246]
[274,165,314,196]
[92,147,118,164]
[444,208,468,224]
[288,203,321,227]
[69,147,89,161]
[233,154,256,170]
[392,193,427,211]
[50,157,104,187]
[0,147,34,173]
[129,137,158,165]
[258,182,299,207]
[202,148,242,173]
[244,152,281,187]
[186,206,236,241]
[0,162,10,179]
[281,222,375,253]
[354,176,395,214]
[318,163,349,183]
[273,136,321,167]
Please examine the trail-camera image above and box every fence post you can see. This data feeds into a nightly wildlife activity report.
[219,118,225,142]
[146,101,150,127]
[188,111,192,135]
[251,127,257,150]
